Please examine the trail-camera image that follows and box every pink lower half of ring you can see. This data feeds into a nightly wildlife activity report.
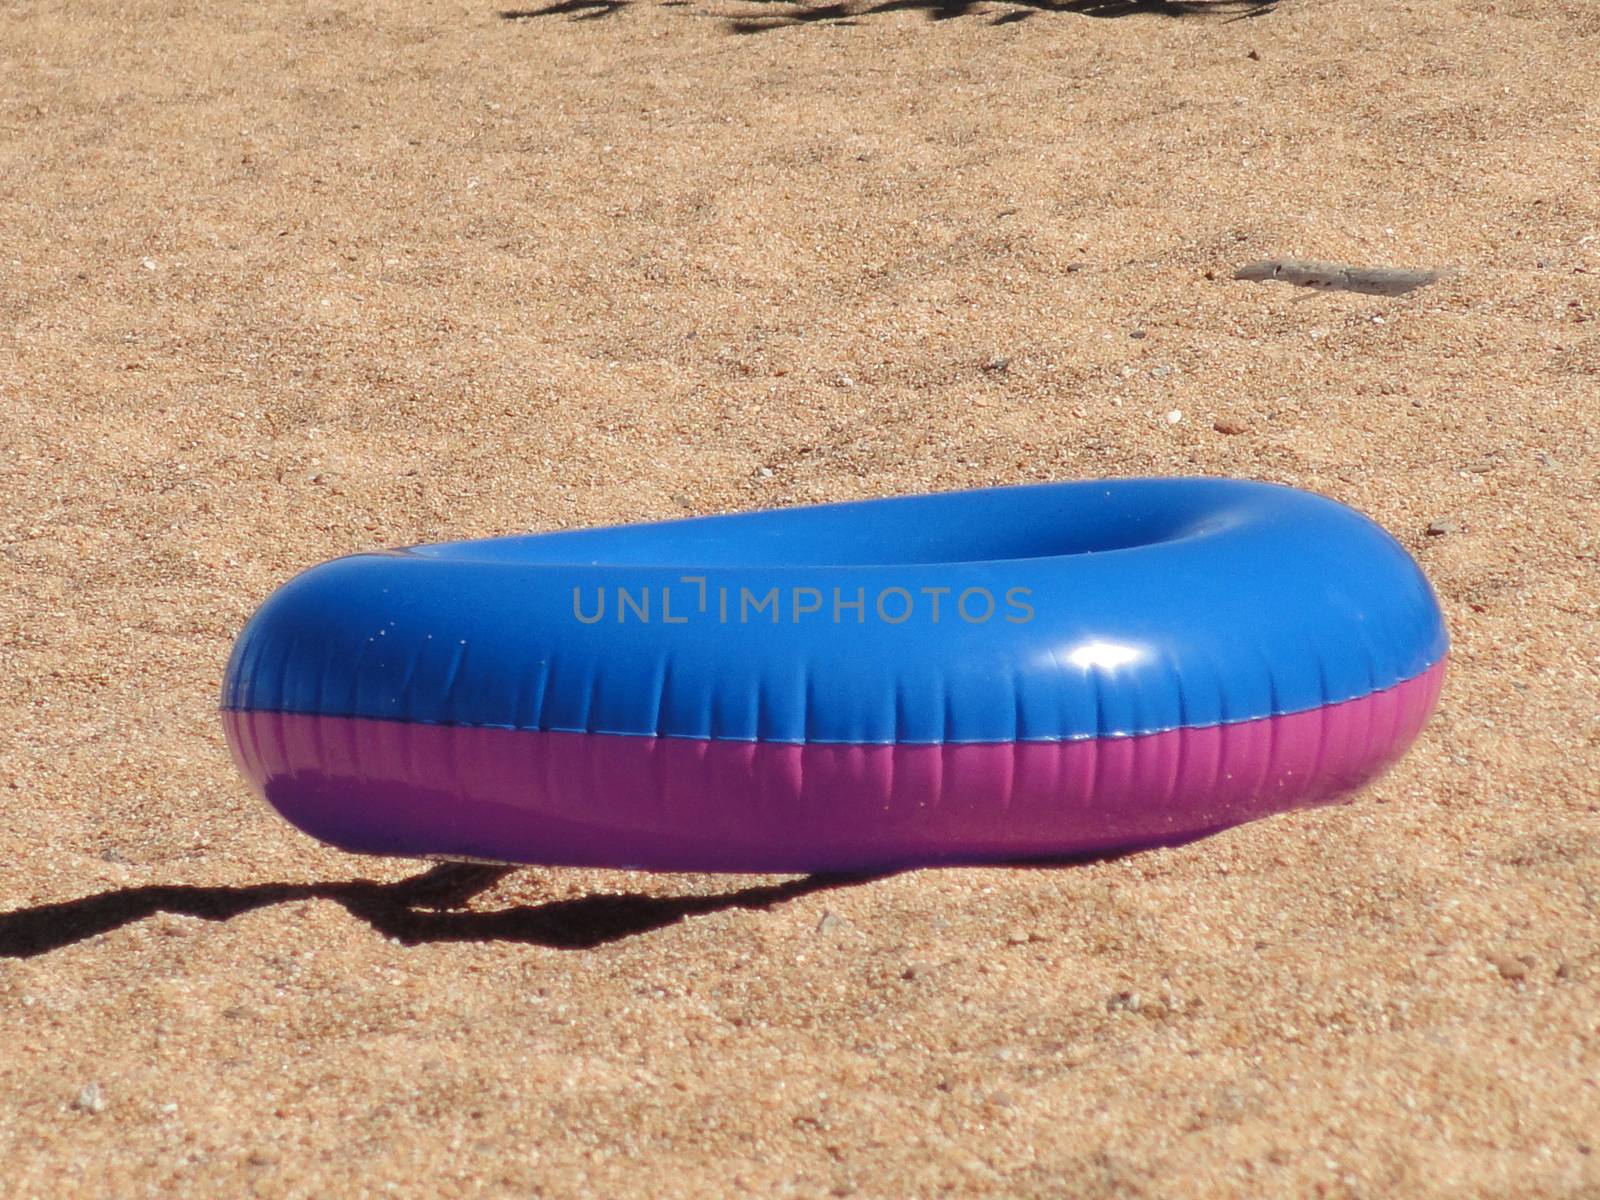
[223,660,1445,873]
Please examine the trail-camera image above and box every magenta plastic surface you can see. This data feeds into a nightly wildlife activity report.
[224,659,1444,872]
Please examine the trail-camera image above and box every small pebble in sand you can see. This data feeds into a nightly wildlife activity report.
[1213,418,1247,435]
[756,466,773,479]
[1107,991,1141,1013]
[1150,365,1172,379]
[141,258,157,271]
[1165,409,1183,425]
[816,911,841,936]
[1005,927,1032,946]
[1129,328,1147,340]
[982,356,1010,373]
[1426,520,1458,537]
[1486,951,1530,980]
[73,1083,107,1114]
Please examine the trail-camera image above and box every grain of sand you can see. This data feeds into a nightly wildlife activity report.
[2,0,1598,1195]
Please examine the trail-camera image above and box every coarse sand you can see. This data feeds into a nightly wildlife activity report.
[2,0,1598,1195]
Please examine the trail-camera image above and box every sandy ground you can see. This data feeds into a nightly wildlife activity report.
[2,0,1598,1194]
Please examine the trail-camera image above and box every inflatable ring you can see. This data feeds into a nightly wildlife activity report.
[222,479,1447,871]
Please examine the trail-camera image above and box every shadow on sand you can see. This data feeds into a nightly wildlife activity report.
[500,0,1275,32]
[0,862,884,958]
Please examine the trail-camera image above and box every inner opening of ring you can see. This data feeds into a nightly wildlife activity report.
[407,484,1233,568]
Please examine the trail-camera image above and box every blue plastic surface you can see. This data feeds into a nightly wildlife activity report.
[223,478,1448,745]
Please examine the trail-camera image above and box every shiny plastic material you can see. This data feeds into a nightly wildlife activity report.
[221,478,1448,870]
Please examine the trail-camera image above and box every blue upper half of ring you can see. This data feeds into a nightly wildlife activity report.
[222,478,1449,745]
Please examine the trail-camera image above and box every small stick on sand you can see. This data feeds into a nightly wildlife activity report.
[1233,259,1449,296]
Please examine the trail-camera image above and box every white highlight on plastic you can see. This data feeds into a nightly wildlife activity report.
[1066,640,1145,671]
